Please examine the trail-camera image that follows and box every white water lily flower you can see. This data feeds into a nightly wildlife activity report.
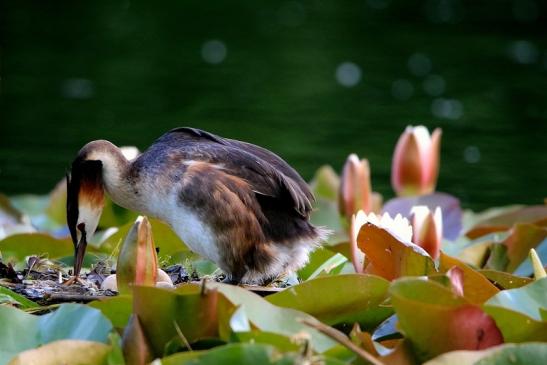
[350,210,432,272]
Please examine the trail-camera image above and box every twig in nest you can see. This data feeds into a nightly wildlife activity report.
[300,318,385,365]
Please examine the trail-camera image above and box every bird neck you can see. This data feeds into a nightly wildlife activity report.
[83,140,134,208]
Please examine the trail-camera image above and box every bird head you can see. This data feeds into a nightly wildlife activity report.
[66,151,105,277]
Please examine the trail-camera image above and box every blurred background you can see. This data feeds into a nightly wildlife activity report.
[1,0,546,211]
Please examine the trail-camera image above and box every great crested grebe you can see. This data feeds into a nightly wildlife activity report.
[67,127,327,284]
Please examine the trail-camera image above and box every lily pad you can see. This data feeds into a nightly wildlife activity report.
[297,248,347,280]
[390,278,503,362]
[466,205,547,239]
[357,222,436,280]
[479,270,532,289]
[99,218,188,256]
[267,274,392,329]
[89,295,133,330]
[485,277,547,321]
[209,282,337,353]
[7,340,112,365]
[155,343,346,365]
[439,253,499,304]
[0,233,73,262]
[504,223,547,273]
[423,342,547,365]
[0,286,39,309]
[0,304,113,365]
[132,284,232,357]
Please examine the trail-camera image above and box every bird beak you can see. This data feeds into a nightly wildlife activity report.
[73,223,88,278]
[66,160,104,278]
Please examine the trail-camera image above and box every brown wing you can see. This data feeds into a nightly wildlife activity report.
[153,127,314,217]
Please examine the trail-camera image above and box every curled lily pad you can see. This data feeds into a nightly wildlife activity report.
[439,253,499,304]
[356,219,436,280]
[390,278,503,362]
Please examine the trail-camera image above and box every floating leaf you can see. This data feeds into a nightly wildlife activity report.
[297,248,347,281]
[485,277,547,321]
[0,233,73,262]
[0,286,39,309]
[357,222,436,280]
[504,223,547,273]
[482,306,547,343]
[466,205,547,239]
[479,269,532,289]
[423,342,547,365]
[0,304,113,365]
[132,285,230,358]
[89,295,133,330]
[122,314,154,365]
[439,253,499,304]
[267,274,392,329]
[390,278,503,362]
[209,282,337,353]
[155,343,346,365]
[382,192,462,240]
[99,218,188,257]
[7,340,111,365]
[514,238,547,277]
[232,332,300,352]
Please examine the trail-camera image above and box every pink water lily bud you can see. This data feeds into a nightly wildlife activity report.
[411,206,443,259]
[339,154,372,218]
[116,216,158,294]
[391,126,442,196]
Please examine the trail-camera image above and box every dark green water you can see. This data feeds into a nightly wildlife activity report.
[1,1,546,210]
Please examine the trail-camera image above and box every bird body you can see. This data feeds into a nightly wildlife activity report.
[67,127,327,284]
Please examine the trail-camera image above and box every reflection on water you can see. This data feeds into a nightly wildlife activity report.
[1,1,546,210]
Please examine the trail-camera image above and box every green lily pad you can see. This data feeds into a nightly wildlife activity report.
[231,332,300,352]
[132,285,232,357]
[7,339,112,365]
[155,343,346,365]
[467,205,547,239]
[89,295,133,330]
[504,223,547,273]
[99,218,188,256]
[0,286,39,309]
[390,278,503,362]
[479,269,533,289]
[267,274,392,329]
[209,282,337,353]
[423,342,547,365]
[439,253,499,304]
[0,304,113,365]
[298,248,347,280]
[485,277,547,321]
[482,306,547,343]
[0,233,73,262]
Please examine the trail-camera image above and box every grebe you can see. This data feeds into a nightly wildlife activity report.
[66,127,327,284]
